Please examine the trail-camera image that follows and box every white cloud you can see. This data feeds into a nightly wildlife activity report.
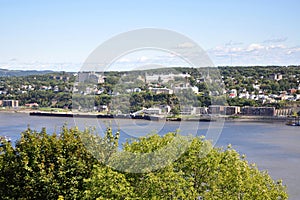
[138,56,148,62]
[285,47,300,55]
[263,37,288,43]
[208,41,300,66]
[177,42,195,49]
[225,41,243,46]
[268,44,286,50]
[9,58,18,62]
[116,57,131,63]
[246,43,265,52]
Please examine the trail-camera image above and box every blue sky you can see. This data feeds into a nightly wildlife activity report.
[1,0,300,71]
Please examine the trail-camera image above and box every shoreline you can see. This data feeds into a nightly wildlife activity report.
[0,109,291,124]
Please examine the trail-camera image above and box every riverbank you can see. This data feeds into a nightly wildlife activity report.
[224,116,289,123]
[29,111,164,121]
[0,108,292,124]
[28,111,291,123]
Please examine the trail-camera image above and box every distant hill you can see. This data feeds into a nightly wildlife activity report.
[0,68,55,77]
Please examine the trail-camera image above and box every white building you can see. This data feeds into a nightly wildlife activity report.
[239,92,250,99]
[144,108,162,115]
[228,89,237,98]
[145,73,190,84]
[149,87,173,95]
[269,74,283,81]
[78,72,105,83]
[173,86,199,94]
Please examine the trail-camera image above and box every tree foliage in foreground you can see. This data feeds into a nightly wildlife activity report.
[0,127,288,199]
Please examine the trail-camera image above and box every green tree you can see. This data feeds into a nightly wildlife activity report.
[103,133,287,199]
[0,128,288,200]
[0,127,103,200]
[176,138,287,199]
[84,165,134,200]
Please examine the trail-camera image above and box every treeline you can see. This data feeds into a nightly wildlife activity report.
[0,127,288,199]
[221,66,300,93]
[0,68,54,77]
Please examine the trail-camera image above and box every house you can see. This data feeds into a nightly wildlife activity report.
[173,86,199,94]
[228,89,237,98]
[239,92,250,99]
[180,106,196,115]
[134,88,142,93]
[25,103,39,108]
[253,84,260,90]
[50,75,70,81]
[126,88,142,93]
[53,86,59,92]
[208,105,223,115]
[159,105,171,114]
[144,108,162,115]
[269,74,283,81]
[78,72,105,84]
[289,88,297,94]
[98,105,108,112]
[194,107,208,115]
[145,73,190,84]
[149,87,173,95]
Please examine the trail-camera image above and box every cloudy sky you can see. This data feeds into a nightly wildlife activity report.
[1,0,300,71]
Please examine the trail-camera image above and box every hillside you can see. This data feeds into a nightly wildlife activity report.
[0,68,55,77]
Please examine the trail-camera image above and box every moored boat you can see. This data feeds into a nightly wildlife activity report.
[286,120,300,126]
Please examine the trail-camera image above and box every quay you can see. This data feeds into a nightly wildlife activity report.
[29,112,163,121]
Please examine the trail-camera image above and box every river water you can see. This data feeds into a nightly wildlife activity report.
[0,112,299,199]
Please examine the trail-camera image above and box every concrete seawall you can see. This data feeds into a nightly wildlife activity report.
[29,112,293,124]
[29,112,164,121]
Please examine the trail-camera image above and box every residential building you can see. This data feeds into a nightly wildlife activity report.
[208,105,240,115]
[1,100,19,108]
[180,106,196,115]
[269,73,283,81]
[241,106,275,116]
[145,73,190,84]
[228,89,237,98]
[149,87,173,95]
[289,88,297,94]
[224,106,240,115]
[25,103,39,108]
[173,86,199,94]
[50,75,70,81]
[144,108,162,115]
[194,107,208,115]
[98,105,108,112]
[159,105,171,114]
[78,72,105,83]
[208,105,223,115]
